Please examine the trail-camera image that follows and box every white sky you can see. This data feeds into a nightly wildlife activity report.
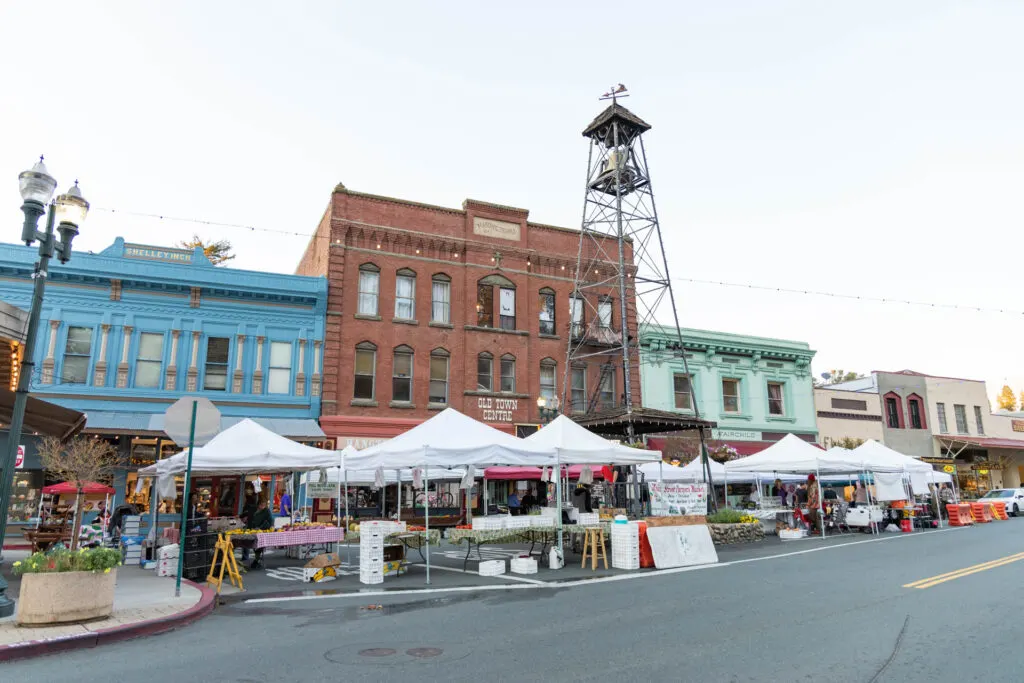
[1,1,1022,403]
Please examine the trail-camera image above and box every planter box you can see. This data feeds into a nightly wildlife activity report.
[16,569,117,625]
[708,522,765,545]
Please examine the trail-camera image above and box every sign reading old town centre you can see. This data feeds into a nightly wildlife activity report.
[478,397,518,423]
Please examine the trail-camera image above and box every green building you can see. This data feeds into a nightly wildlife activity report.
[639,325,818,454]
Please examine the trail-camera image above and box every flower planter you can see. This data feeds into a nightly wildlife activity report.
[16,569,117,625]
[708,522,764,545]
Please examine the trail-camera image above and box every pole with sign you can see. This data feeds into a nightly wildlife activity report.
[163,397,220,598]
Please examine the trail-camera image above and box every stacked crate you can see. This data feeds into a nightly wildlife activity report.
[610,521,640,570]
[359,521,385,585]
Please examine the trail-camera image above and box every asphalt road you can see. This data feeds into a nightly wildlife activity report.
[6,521,1024,682]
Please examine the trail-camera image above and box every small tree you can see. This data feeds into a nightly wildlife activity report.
[177,235,235,265]
[38,436,119,550]
[997,385,1017,411]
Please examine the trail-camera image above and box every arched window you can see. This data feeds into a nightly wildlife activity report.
[354,341,377,400]
[357,264,380,316]
[431,274,451,324]
[394,269,416,320]
[883,392,904,429]
[477,274,516,330]
[539,358,557,401]
[392,345,414,402]
[539,288,555,335]
[477,352,494,392]
[429,348,450,404]
[907,393,926,430]
[500,354,516,393]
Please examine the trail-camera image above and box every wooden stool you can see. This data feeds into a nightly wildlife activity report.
[580,527,607,571]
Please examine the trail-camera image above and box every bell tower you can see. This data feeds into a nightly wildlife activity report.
[564,86,715,485]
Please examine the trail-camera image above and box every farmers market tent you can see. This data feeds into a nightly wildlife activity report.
[138,418,342,476]
[343,408,557,470]
[725,434,845,474]
[42,481,115,495]
[523,415,661,465]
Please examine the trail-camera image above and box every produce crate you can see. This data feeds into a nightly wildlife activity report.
[510,557,538,575]
[478,559,506,576]
[577,513,600,526]
[472,517,506,531]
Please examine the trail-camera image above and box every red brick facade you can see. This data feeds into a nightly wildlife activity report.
[296,185,639,445]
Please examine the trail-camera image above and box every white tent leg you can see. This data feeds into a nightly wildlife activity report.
[344,464,350,565]
[424,465,431,586]
[396,471,402,522]
[816,464,825,539]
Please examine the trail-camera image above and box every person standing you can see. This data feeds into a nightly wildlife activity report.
[806,474,821,535]
[248,499,274,569]
[279,489,292,519]
[507,489,521,515]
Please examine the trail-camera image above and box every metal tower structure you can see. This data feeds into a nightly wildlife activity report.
[562,86,716,488]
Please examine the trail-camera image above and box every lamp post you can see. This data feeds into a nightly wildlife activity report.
[0,157,87,617]
[537,396,564,565]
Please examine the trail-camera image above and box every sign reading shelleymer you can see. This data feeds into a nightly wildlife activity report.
[124,243,194,263]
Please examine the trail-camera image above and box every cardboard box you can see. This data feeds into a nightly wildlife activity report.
[304,552,341,569]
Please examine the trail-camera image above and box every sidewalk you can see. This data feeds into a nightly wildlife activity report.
[0,553,215,661]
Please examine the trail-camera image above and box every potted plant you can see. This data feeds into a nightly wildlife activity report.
[13,546,121,625]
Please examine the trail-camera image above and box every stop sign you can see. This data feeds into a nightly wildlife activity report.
[164,397,221,447]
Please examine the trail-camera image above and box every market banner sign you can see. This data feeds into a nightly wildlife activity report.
[307,482,337,499]
[648,482,708,516]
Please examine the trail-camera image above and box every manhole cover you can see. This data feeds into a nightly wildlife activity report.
[406,647,443,658]
[359,648,397,657]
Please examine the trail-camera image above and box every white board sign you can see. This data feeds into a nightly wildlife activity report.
[499,288,515,316]
[646,525,719,569]
[306,482,337,499]
[648,482,707,516]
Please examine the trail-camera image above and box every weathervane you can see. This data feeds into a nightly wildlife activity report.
[600,84,628,103]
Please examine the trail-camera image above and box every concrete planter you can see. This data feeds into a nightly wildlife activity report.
[16,569,117,626]
[708,522,764,545]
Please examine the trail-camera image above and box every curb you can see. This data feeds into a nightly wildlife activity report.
[0,579,216,662]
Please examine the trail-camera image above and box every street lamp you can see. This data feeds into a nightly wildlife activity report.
[537,395,561,424]
[0,157,87,617]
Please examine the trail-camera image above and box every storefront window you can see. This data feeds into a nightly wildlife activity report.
[6,471,44,524]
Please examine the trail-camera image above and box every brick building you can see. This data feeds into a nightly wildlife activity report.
[296,184,638,446]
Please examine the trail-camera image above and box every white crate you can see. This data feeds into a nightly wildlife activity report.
[611,556,640,570]
[359,538,385,550]
[540,507,560,519]
[472,516,506,531]
[510,557,538,575]
[157,544,179,560]
[359,572,384,585]
[577,513,600,526]
[505,517,531,529]
[478,559,506,576]
[529,516,554,528]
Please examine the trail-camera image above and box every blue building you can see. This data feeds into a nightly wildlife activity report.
[0,237,327,534]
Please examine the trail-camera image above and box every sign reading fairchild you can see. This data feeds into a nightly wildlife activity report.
[478,397,517,422]
[473,217,521,241]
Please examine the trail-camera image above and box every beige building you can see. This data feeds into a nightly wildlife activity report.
[813,387,883,448]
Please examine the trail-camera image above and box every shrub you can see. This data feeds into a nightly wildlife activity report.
[13,546,121,576]
[706,509,745,524]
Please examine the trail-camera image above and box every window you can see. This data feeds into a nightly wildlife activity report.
[204,337,229,391]
[266,341,292,394]
[395,269,416,320]
[831,398,868,411]
[500,355,516,393]
[62,326,92,384]
[431,275,451,324]
[598,297,612,329]
[954,404,968,434]
[936,402,948,433]
[477,353,493,392]
[599,367,615,408]
[908,399,922,429]
[392,346,413,402]
[357,264,380,316]
[673,374,692,411]
[539,289,555,335]
[134,332,163,388]
[499,288,516,331]
[571,366,587,412]
[354,342,376,400]
[429,349,449,404]
[540,360,556,401]
[476,283,494,327]
[570,296,584,337]
[722,378,740,413]
[767,382,785,416]
[974,406,985,435]
[885,397,900,428]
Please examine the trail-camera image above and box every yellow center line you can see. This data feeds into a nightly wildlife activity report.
[904,551,1024,589]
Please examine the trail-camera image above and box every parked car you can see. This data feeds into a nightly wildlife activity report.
[979,488,1024,516]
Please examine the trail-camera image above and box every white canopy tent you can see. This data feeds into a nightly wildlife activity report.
[724,434,848,474]
[302,467,467,485]
[138,418,342,476]
[641,457,806,485]
[524,415,661,464]
[848,440,932,473]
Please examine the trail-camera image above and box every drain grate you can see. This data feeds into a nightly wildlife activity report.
[406,647,443,658]
[358,648,397,657]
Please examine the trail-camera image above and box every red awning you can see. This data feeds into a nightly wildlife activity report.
[42,481,115,495]
[484,466,607,481]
